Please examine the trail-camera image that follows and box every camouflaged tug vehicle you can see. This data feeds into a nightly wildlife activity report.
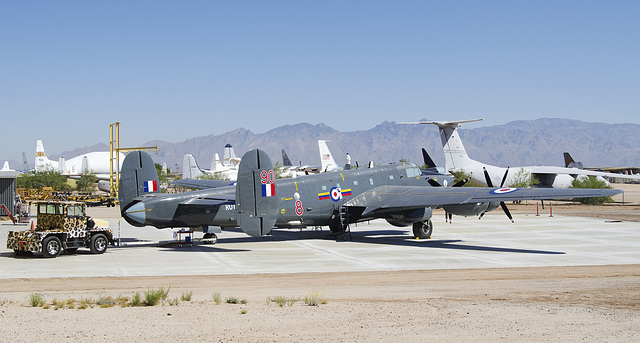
[7,201,114,258]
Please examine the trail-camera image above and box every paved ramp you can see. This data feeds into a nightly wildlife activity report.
[1,213,639,278]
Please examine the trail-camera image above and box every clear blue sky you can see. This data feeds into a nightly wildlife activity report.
[2,1,639,163]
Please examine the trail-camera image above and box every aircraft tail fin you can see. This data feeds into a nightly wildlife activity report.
[223,144,238,166]
[211,153,224,172]
[58,157,66,174]
[563,152,584,169]
[35,140,57,171]
[318,140,338,172]
[182,154,204,179]
[119,150,160,213]
[421,148,436,169]
[282,149,293,167]
[399,119,484,172]
[235,149,278,237]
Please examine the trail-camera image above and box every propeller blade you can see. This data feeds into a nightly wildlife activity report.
[479,212,486,220]
[500,201,514,223]
[500,167,510,187]
[452,178,469,187]
[427,179,441,187]
[483,167,494,187]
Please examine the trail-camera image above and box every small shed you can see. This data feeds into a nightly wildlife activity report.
[0,168,19,217]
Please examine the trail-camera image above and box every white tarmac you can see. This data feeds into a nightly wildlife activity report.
[1,209,639,279]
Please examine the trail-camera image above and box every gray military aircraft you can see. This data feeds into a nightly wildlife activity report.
[119,149,622,242]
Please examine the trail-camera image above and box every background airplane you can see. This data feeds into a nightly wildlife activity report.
[564,152,639,179]
[118,149,620,243]
[403,119,640,188]
[182,144,240,180]
[34,140,125,181]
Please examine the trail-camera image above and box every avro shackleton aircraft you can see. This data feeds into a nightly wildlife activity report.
[404,119,640,188]
[119,149,621,242]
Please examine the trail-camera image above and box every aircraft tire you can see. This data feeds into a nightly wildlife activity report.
[42,236,62,258]
[203,233,218,244]
[412,220,433,239]
[90,233,108,254]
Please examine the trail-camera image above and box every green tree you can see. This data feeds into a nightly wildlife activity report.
[449,169,485,187]
[273,162,291,179]
[155,163,169,185]
[570,176,614,205]
[75,172,98,192]
[16,167,70,191]
[198,172,230,181]
[507,168,539,188]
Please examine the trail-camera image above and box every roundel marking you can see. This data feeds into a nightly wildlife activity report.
[490,188,518,194]
[330,187,343,202]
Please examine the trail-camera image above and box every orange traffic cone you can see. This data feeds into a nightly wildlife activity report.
[30,221,35,231]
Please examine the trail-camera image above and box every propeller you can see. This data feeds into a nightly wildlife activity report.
[427,179,441,187]
[482,167,514,223]
[452,178,469,187]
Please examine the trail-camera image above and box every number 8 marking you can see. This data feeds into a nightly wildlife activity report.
[295,200,303,216]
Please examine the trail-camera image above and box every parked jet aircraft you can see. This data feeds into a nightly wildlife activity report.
[35,140,125,180]
[564,152,639,178]
[403,119,640,188]
[119,149,620,242]
[182,144,240,180]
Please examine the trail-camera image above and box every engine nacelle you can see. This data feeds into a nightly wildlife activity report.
[386,207,432,227]
[442,202,500,217]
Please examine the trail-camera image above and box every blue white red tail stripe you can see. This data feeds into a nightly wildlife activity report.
[144,180,158,192]
[262,183,276,197]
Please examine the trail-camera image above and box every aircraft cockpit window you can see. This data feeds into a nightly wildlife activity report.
[389,175,394,180]
[369,178,374,186]
[406,167,421,178]
[353,180,358,186]
[321,186,327,191]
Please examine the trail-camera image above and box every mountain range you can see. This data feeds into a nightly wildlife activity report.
[16,118,640,173]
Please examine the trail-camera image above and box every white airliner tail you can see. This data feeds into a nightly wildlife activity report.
[211,153,225,172]
[35,140,58,171]
[182,154,204,179]
[403,119,484,172]
[318,140,339,172]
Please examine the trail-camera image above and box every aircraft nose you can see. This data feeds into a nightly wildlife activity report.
[124,202,146,225]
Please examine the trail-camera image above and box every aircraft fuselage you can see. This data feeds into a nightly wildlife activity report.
[124,163,452,230]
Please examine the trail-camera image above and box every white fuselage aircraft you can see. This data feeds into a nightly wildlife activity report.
[404,119,640,188]
[35,140,125,181]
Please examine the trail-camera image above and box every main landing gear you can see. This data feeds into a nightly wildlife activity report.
[203,233,218,244]
[412,220,433,239]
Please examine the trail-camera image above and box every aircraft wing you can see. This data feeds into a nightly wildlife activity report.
[345,185,622,217]
[526,166,640,181]
[172,179,236,190]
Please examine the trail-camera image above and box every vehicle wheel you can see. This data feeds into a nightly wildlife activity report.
[412,220,433,239]
[65,248,78,254]
[42,236,62,258]
[90,233,108,254]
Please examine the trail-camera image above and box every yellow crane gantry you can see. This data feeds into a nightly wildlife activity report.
[109,122,158,198]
